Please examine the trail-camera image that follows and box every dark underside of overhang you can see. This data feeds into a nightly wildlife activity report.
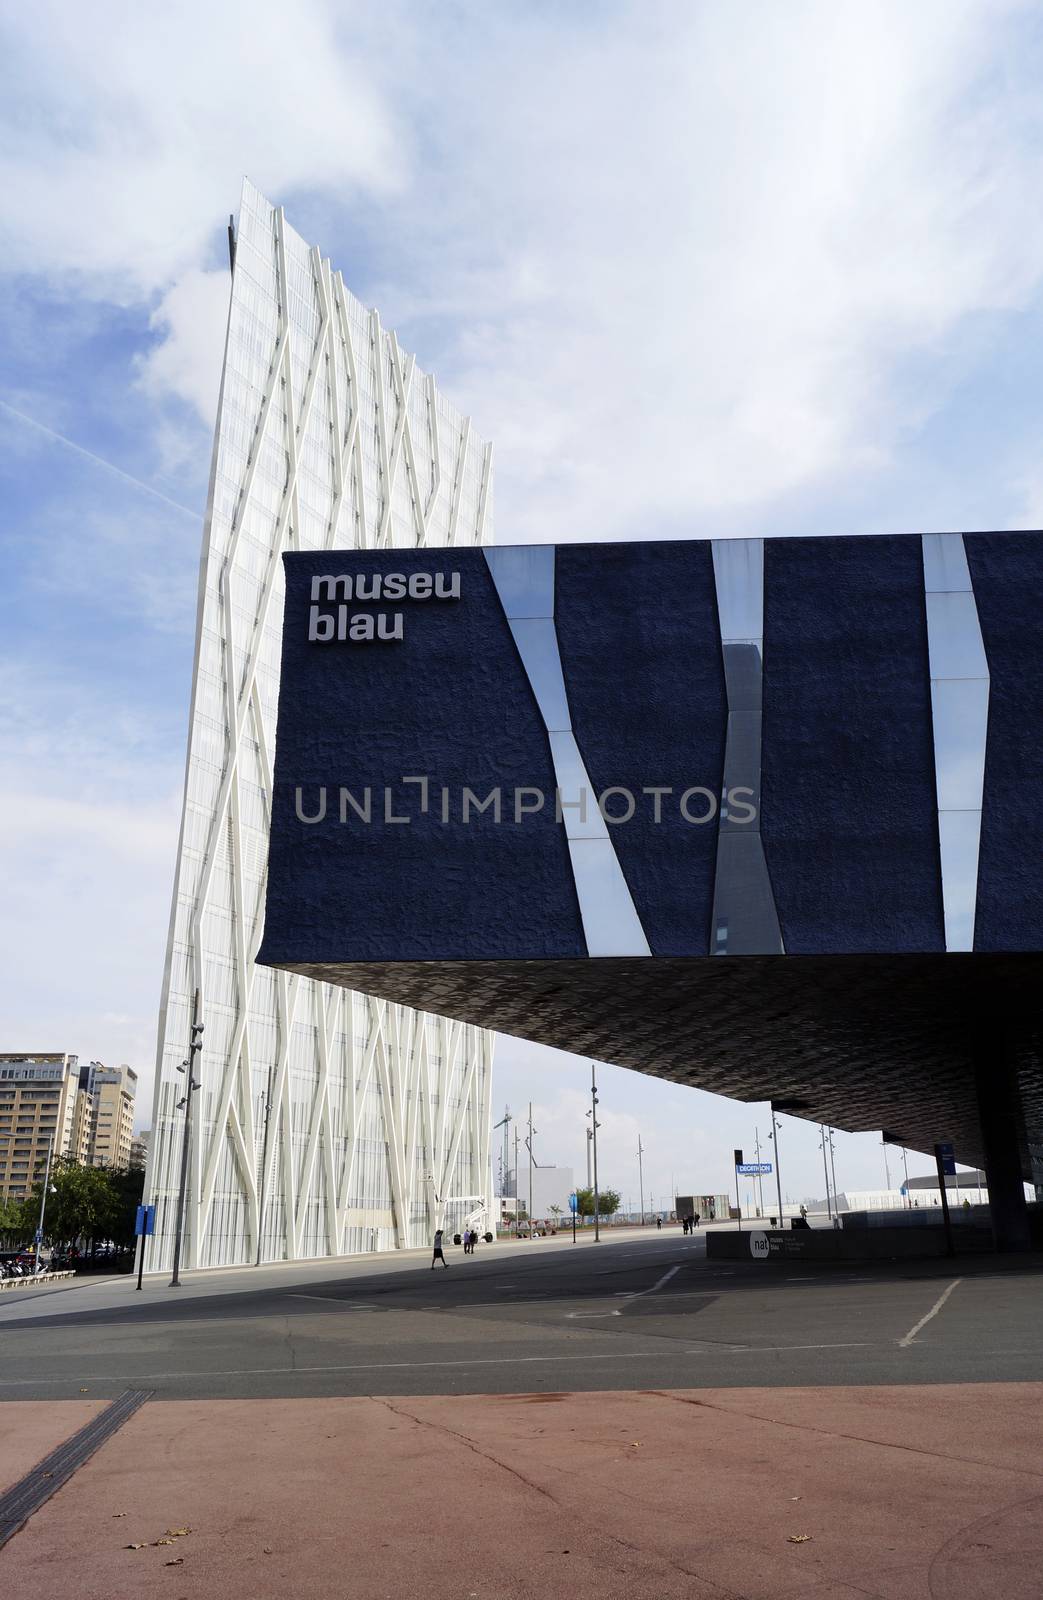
[269,953,1043,1179]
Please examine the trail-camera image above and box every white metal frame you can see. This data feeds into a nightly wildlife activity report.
[145,182,494,1269]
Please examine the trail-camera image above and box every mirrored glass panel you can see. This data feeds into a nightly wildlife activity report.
[568,839,651,957]
[509,619,572,731]
[925,592,990,680]
[712,539,765,641]
[547,731,610,840]
[937,810,982,953]
[930,678,989,811]
[484,545,554,618]
[712,834,785,956]
[922,533,989,953]
[922,533,973,594]
[710,537,783,954]
[719,710,762,829]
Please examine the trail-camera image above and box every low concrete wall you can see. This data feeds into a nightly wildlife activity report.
[706,1226,993,1263]
[0,1270,76,1292]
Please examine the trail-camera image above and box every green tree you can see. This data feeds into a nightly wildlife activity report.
[597,1189,621,1219]
[107,1166,146,1250]
[574,1187,596,1217]
[25,1157,120,1248]
[0,1192,25,1238]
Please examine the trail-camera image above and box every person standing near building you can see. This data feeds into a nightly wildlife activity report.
[432,1228,449,1268]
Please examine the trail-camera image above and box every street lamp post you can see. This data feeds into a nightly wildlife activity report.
[33,1132,55,1274]
[828,1128,839,1214]
[820,1125,833,1221]
[753,1127,766,1218]
[586,1065,601,1243]
[771,1110,784,1225]
[637,1135,646,1226]
[169,988,204,1288]
[527,1102,536,1238]
[254,1069,275,1268]
[881,1139,892,1197]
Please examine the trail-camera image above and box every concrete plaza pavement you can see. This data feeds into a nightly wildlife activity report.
[1,1227,1041,1597]
[0,1224,1040,1399]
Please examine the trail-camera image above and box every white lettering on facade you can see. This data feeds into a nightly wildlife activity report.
[307,571,461,643]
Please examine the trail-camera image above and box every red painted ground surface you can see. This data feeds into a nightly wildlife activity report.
[0,1403,106,1495]
[2,1386,1041,1598]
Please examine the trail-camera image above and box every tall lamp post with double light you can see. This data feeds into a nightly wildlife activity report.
[169,989,204,1288]
[819,1125,833,1221]
[586,1065,601,1243]
[770,1110,785,1225]
[33,1132,56,1274]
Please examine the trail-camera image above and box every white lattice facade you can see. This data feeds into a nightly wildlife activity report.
[145,181,494,1270]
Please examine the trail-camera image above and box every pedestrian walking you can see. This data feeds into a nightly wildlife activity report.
[656,1216,662,1231]
[432,1227,449,1268]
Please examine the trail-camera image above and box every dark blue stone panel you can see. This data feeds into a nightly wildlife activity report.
[554,540,727,956]
[260,549,585,964]
[761,536,944,953]
[965,532,1043,952]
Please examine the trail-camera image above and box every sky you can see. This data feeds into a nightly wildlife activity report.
[2,0,1041,1202]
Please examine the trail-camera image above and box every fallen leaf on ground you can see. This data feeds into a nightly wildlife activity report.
[166,1527,192,1537]
[789,1496,802,1501]
[787,1534,813,1544]
[124,1543,146,1550]
[79,1388,89,1392]
[164,1557,184,1567]
[263,1547,272,1555]
[153,1538,174,1546]
[112,1512,127,1518]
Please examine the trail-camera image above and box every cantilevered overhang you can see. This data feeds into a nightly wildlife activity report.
[259,533,1043,1180]
[270,952,1043,1174]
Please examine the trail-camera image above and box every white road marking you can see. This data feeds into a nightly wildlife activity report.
[567,1263,684,1319]
[898,1279,963,1348]
[0,1350,664,1387]
[290,1295,377,1306]
[721,1342,869,1353]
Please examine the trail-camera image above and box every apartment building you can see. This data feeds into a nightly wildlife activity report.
[80,1062,137,1171]
[0,1053,83,1201]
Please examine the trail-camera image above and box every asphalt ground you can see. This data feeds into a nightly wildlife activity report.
[1,1226,1040,1400]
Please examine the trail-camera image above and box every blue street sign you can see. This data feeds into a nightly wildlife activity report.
[134,1204,156,1237]
[34,1227,43,1244]
[935,1142,956,1177]
[568,1192,578,1213]
[736,1162,772,1176]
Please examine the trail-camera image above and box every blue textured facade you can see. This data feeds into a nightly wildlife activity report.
[260,531,1043,969]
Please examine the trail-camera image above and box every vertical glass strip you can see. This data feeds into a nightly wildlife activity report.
[922,533,989,952]
[484,547,651,957]
[710,539,784,956]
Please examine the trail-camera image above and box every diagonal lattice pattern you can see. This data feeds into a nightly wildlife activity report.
[145,182,494,1269]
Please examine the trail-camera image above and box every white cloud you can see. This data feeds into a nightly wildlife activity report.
[0,1,402,297]
[138,269,231,427]
[392,0,1043,536]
